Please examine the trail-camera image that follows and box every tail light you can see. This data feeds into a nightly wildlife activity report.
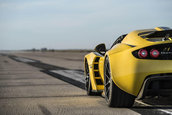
[150,49,159,58]
[132,43,172,60]
[138,49,148,58]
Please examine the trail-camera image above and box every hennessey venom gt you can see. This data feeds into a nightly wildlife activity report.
[84,27,172,107]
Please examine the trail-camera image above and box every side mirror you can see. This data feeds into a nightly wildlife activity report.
[94,43,106,55]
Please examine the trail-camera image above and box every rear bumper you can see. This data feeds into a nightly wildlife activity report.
[137,73,172,99]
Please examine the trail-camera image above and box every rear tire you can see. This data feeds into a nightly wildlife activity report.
[104,57,135,107]
[86,76,94,95]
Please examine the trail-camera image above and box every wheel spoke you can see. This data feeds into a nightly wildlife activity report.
[105,80,110,87]
[105,87,110,98]
[105,74,110,80]
[105,88,109,95]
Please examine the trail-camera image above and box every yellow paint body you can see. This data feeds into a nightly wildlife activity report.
[84,27,172,96]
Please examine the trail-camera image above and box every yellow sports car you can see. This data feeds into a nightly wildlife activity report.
[84,27,172,107]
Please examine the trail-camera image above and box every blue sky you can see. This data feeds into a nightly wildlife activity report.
[0,0,172,50]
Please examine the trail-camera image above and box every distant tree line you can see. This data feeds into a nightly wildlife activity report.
[27,48,93,52]
[29,48,55,52]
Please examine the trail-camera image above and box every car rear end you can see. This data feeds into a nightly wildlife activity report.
[133,29,172,98]
[108,28,172,98]
[132,43,172,99]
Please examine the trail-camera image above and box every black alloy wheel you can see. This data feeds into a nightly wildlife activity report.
[104,57,111,101]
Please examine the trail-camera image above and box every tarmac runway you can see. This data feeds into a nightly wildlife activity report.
[1,51,172,115]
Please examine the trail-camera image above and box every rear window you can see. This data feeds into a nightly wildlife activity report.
[139,30,172,42]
